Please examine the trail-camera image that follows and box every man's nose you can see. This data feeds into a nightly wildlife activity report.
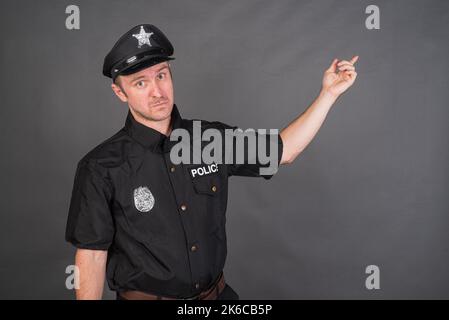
[150,81,163,98]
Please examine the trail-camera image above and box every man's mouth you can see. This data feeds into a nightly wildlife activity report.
[151,100,168,108]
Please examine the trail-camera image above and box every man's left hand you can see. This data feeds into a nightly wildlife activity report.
[322,55,359,98]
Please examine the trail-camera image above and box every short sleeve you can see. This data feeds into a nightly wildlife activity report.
[221,124,284,180]
[65,159,115,250]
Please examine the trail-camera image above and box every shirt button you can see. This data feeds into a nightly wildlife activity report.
[195,283,200,289]
[211,185,217,192]
[170,166,175,173]
[180,204,187,212]
[191,245,198,252]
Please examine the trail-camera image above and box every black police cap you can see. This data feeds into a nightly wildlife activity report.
[103,24,175,80]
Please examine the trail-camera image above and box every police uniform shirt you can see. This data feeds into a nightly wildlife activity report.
[65,104,283,298]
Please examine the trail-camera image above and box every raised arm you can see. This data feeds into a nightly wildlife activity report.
[280,56,359,164]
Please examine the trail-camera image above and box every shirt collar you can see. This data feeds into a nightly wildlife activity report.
[124,103,184,153]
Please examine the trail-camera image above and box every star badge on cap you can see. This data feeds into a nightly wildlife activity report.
[132,26,154,48]
[103,24,175,79]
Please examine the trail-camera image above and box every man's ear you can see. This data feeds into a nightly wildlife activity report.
[111,81,128,103]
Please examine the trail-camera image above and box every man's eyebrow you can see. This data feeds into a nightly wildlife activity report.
[130,75,147,82]
[129,65,169,82]
[156,65,169,72]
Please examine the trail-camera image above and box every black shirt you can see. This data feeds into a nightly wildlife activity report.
[65,104,283,298]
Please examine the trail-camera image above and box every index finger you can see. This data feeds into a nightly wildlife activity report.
[350,55,359,65]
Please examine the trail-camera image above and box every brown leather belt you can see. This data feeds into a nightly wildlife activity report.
[118,273,226,300]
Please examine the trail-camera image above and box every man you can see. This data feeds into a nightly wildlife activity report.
[65,24,358,300]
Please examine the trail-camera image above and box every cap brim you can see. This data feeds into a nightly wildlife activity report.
[116,55,175,78]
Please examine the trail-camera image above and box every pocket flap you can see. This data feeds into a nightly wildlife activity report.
[192,176,221,196]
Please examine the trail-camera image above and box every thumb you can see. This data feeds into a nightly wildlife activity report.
[326,58,338,72]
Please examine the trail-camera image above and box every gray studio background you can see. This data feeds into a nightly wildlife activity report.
[0,0,448,299]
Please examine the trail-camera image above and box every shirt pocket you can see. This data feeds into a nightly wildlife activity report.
[191,174,222,196]
[188,167,228,230]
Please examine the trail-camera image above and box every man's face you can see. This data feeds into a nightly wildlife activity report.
[111,61,174,122]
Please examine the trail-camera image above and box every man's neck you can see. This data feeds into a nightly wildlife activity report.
[130,109,172,137]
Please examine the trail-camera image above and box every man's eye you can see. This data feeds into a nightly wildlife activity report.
[157,73,165,80]
[136,81,146,88]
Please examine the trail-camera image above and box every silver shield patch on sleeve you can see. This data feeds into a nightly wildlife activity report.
[133,186,155,212]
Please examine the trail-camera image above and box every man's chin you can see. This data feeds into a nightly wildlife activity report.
[146,103,173,120]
